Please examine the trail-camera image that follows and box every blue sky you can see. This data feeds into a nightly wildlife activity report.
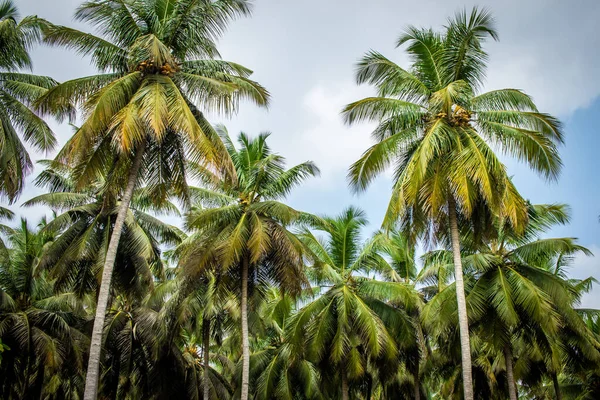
[13,0,600,305]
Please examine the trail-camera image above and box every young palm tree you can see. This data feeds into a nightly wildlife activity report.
[0,0,59,202]
[181,127,319,400]
[0,217,88,399]
[343,8,563,398]
[251,286,322,400]
[373,230,428,399]
[35,2,269,398]
[289,207,420,399]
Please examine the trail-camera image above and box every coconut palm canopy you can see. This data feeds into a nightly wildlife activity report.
[1,2,599,400]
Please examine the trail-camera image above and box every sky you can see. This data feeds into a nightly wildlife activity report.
[12,0,600,305]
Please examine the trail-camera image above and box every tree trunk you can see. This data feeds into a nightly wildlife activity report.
[83,143,145,400]
[448,195,474,400]
[341,371,349,400]
[203,317,211,400]
[366,375,372,400]
[552,373,562,400]
[504,343,518,400]
[413,360,421,400]
[240,255,250,400]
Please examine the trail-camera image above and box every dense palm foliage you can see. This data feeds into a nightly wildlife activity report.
[0,2,598,400]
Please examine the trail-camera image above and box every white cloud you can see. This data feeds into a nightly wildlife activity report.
[278,84,376,182]
[481,0,600,117]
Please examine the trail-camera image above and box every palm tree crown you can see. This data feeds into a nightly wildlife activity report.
[38,0,269,201]
[343,7,562,232]
[289,207,420,400]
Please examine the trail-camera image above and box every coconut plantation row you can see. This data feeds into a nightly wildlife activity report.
[0,1,598,399]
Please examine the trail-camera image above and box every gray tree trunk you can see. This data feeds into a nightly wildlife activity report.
[413,360,421,400]
[240,255,250,400]
[504,344,518,400]
[83,143,145,400]
[448,195,474,400]
[341,371,349,400]
[552,373,562,400]
[203,317,211,400]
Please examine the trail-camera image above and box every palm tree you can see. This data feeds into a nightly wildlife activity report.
[251,286,322,400]
[35,2,269,397]
[0,217,88,399]
[420,204,600,399]
[171,268,239,400]
[342,8,563,398]
[181,127,319,400]
[0,0,60,202]
[289,207,420,399]
[466,204,594,400]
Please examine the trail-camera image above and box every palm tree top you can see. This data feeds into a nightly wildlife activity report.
[190,125,320,208]
[44,0,251,71]
[0,0,42,70]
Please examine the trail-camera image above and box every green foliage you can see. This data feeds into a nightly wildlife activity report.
[0,3,598,400]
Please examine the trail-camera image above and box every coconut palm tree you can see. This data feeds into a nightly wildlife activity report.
[419,204,600,399]
[0,0,60,202]
[0,217,88,399]
[181,127,319,400]
[289,207,420,399]
[342,8,563,398]
[35,2,268,397]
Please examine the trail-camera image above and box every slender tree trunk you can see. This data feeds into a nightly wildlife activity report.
[413,360,421,400]
[447,195,474,400]
[366,375,372,400]
[83,143,146,400]
[203,317,211,400]
[504,344,518,400]
[552,373,562,400]
[414,317,426,400]
[240,255,250,400]
[341,371,349,400]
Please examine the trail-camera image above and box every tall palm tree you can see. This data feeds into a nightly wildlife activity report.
[0,0,60,202]
[36,2,269,398]
[181,127,319,400]
[342,8,563,398]
[0,217,88,399]
[289,207,420,400]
